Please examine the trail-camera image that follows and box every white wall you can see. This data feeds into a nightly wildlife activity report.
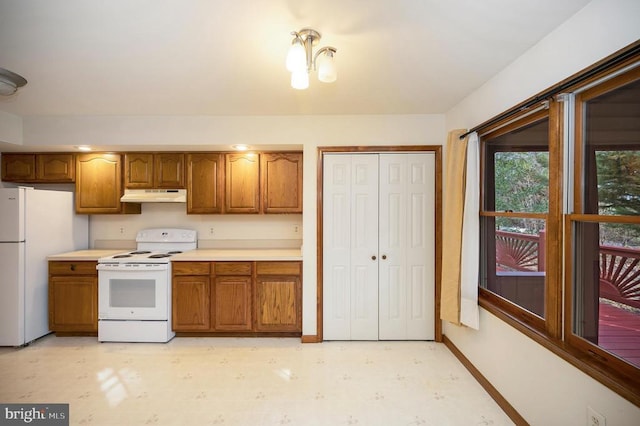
[88,204,302,249]
[444,0,640,424]
[0,111,22,145]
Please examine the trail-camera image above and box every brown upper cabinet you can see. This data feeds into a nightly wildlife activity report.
[2,153,75,182]
[186,153,224,214]
[261,153,303,213]
[3,150,302,215]
[225,153,260,214]
[124,153,185,189]
[76,153,140,214]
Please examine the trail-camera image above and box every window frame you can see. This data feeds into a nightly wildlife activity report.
[479,104,563,339]
[474,43,640,405]
[564,66,640,389]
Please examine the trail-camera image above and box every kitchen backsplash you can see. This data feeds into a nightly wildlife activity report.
[89,203,302,249]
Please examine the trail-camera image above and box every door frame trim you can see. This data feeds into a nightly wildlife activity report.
[316,145,443,342]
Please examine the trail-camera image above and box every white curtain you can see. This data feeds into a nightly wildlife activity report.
[460,132,480,329]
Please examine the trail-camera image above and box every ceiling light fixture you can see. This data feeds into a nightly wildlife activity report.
[286,28,336,90]
[0,68,27,96]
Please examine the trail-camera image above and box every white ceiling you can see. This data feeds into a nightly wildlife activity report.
[0,0,591,117]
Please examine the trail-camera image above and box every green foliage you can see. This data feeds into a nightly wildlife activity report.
[494,151,549,212]
[596,150,640,247]
[493,151,549,234]
[596,151,640,216]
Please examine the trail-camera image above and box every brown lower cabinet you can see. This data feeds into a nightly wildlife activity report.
[48,261,98,334]
[255,262,301,332]
[172,260,302,334]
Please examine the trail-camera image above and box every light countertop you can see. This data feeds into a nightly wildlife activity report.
[47,248,302,262]
[171,249,302,262]
[47,249,128,261]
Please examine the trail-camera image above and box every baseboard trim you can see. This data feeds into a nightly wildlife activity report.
[301,335,320,343]
[442,335,529,426]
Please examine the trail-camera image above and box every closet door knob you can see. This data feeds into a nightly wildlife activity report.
[382,255,387,260]
[371,255,377,260]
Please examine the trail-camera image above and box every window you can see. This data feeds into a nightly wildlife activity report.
[477,45,640,404]
[567,68,640,376]
[480,109,562,334]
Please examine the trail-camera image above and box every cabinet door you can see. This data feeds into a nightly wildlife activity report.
[1,154,36,181]
[173,275,210,330]
[213,276,252,331]
[155,153,185,188]
[37,154,75,182]
[225,153,259,214]
[186,153,224,214]
[49,276,97,332]
[255,274,301,332]
[76,153,125,213]
[261,153,303,213]
[125,153,154,188]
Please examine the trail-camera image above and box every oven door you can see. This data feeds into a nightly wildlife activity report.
[97,264,170,321]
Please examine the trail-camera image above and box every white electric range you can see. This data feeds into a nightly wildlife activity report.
[97,228,197,343]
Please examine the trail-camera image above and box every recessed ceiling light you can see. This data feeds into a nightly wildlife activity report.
[75,145,92,151]
[232,144,250,151]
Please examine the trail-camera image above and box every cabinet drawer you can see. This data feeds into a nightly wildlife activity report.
[49,261,97,275]
[256,262,301,276]
[172,262,210,276]
[214,262,253,276]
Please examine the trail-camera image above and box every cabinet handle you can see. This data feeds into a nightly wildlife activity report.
[382,255,387,260]
[70,264,76,271]
[371,255,377,261]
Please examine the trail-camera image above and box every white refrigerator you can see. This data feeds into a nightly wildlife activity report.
[0,187,89,346]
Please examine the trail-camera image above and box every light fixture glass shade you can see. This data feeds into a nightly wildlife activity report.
[286,39,307,72]
[0,80,17,96]
[0,68,27,96]
[317,50,337,83]
[291,70,309,90]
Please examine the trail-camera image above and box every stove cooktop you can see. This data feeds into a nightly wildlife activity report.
[98,228,198,264]
[98,250,186,264]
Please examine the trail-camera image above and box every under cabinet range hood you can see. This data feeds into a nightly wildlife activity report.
[120,189,187,203]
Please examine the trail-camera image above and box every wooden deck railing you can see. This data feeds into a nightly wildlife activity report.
[495,230,640,309]
[600,245,640,309]
[495,230,545,272]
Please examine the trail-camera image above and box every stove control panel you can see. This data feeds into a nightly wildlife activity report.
[97,263,170,271]
[136,228,197,243]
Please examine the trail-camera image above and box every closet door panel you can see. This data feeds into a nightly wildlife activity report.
[406,154,435,339]
[323,156,353,340]
[379,154,435,340]
[349,155,379,340]
[379,154,409,339]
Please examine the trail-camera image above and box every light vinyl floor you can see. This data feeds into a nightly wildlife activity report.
[0,336,513,425]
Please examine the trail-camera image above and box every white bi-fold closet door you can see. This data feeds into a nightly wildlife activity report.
[323,153,435,340]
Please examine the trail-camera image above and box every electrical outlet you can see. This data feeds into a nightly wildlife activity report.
[587,406,606,426]
[119,227,125,234]
[209,227,214,235]
[293,224,300,234]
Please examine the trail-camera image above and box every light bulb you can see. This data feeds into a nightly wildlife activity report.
[286,38,307,72]
[291,70,309,90]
